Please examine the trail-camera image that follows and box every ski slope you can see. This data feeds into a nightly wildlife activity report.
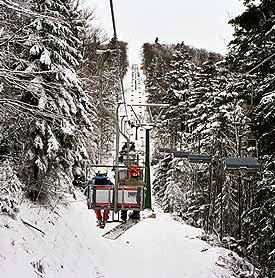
[0,64,256,278]
[0,191,254,278]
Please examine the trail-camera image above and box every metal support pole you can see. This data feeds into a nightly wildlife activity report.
[120,115,125,133]
[135,126,138,140]
[114,113,120,213]
[144,128,152,209]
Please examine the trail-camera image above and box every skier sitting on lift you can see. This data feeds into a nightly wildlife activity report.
[129,166,141,220]
[87,171,113,228]
[130,142,135,152]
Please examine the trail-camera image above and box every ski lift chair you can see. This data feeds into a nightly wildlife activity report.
[224,157,260,172]
[188,154,212,164]
[86,175,114,210]
[173,151,190,158]
[118,166,145,211]
[87,167,145,212]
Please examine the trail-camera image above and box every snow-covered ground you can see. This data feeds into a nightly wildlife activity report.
[0,191,256,278]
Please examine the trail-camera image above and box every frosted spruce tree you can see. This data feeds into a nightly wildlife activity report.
[153,155,172,205]
[227,0,275,275]
[159,44,195,149]
[19,0,92,200]
[162,158,186,214]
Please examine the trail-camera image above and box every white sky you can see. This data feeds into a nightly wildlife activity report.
[81,0,245,64]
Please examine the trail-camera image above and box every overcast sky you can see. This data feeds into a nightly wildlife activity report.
[81,0,245,64]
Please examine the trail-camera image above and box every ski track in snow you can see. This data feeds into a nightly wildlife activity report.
[0,192,235,278]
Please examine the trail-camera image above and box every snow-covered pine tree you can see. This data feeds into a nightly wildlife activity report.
[187,58,224,155]
[0,0,46,210]
[162,158,187,214]
[79,19,128,164]
[0,0,28,152]
[152,155,172,205]
[227,0,275,274]
[160,43,195,149]
[143,43,173,116]
[17,0,93,200]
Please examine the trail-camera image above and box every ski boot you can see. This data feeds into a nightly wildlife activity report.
[129,211,140,220]
[121,210,127,223]
[99,220,106,229]
[96,220,102,227]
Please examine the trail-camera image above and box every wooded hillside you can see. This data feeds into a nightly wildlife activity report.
[143,1,275,275]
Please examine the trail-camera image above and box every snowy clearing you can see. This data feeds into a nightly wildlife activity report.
[0,192,255,278]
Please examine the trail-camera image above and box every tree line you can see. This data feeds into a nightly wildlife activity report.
[0,0,127,214]
[143,0,275,276]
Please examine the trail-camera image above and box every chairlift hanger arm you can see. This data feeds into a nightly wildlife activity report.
[128,104,141,125]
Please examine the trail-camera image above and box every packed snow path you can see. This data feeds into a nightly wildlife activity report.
[93,209,230,278]
[0,192,251,278]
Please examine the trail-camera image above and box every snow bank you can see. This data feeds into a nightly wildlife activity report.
[0,192,258,278]
[0,193,104,278]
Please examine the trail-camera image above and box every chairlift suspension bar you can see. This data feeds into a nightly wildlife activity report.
[128,104,142,125]
[109,0,117,40]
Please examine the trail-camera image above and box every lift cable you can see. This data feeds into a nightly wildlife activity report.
[109,0,129,122]
[109,0,117,40]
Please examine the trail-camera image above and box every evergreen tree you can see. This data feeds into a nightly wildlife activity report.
[153,155,172,204]
[227,0,275,275]
[161,44,195,149]
[17,0,92,199]
[79,29,128,164]
[162,158,187,214]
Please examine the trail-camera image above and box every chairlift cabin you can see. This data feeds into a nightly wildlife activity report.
[86,174,113,210]
[122,152,137,165]
[86,163,145,213]
[118,166,145,211]
[188,154,212,164]
[173,151,190,158]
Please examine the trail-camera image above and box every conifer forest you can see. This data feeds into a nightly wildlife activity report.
[0,0,275,277]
